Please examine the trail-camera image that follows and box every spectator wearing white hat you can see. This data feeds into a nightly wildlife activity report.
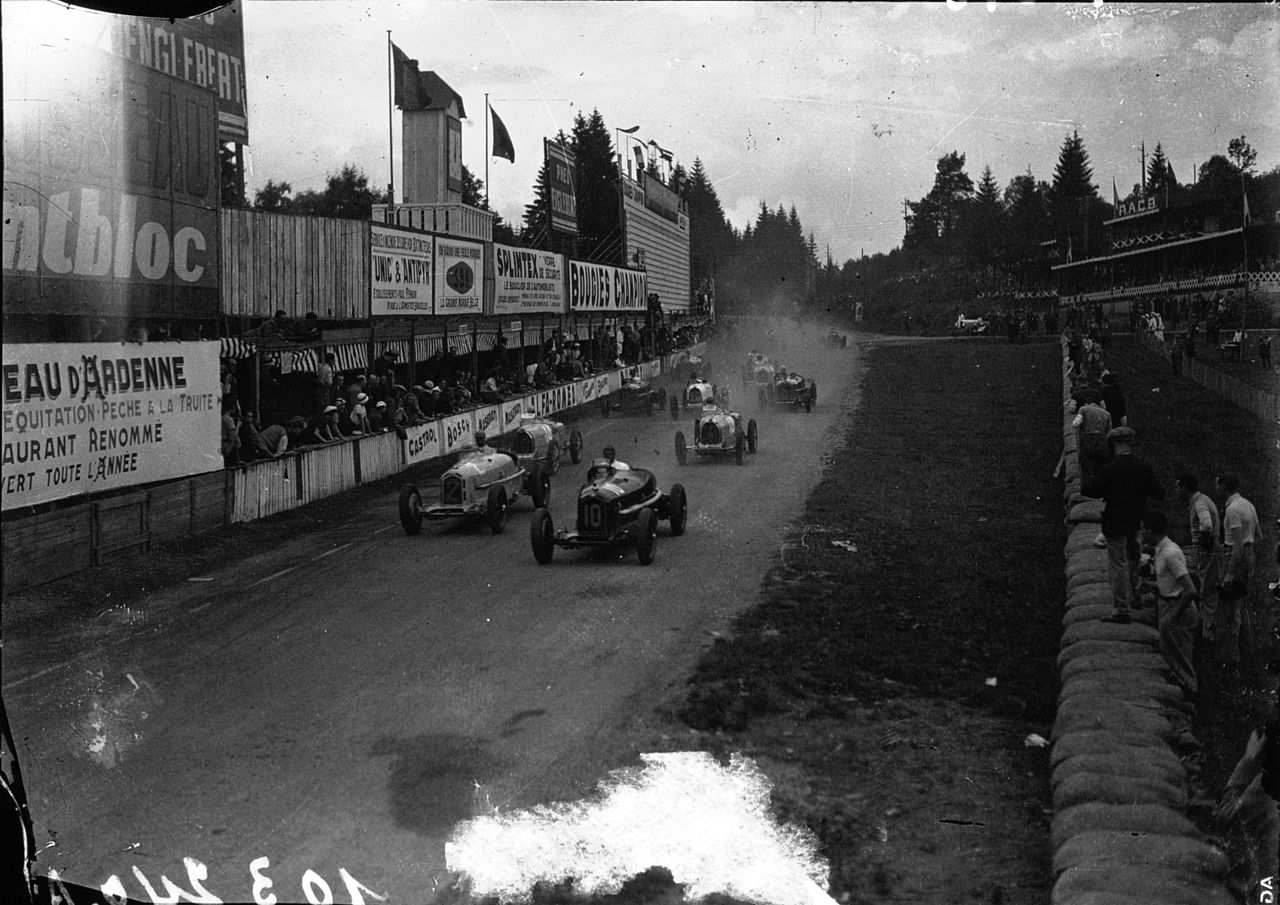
[350,393,371,435]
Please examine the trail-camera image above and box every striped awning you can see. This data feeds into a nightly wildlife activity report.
[415,334,445,358]
[221,337,257,359]
[377,340,410,360]
[288,349,320,374]
[328,342,368,374]
[475,327,499,352]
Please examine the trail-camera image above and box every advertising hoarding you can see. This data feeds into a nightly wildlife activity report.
[440,411,477,455]
[3,12,220,321]
[112,6,251,144]
[435,239,484,314]
[566,261,648,312]
[2,342,222,510]
[545,140,578,235]
[370,226,433,316]
[403,420,443,465]
[493,244,565,315]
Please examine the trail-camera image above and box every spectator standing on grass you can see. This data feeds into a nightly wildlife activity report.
[1072,388,1113,485]
[1142,510,1200,696]
[1099,371,1127,428]
[1083,426,1166,624]
[1177,473,1222,644]
[1217,473,1261,667]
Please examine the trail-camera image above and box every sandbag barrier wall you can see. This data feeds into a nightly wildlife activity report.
[1050,339,1234,904]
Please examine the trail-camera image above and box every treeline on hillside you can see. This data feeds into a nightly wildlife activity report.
[815,132,1280,328]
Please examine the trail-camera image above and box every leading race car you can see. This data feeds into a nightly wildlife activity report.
[529,461,687,566]
[498,412,583,476]
[601,376,666,417]
[675,404,758,466]
[399,435,550,536]
[746,354,777,397]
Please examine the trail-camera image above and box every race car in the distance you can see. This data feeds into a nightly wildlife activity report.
[675,404,758,465]
[668,376,723,418]
[529,461,687,565]
[498,412,583,476]
[763,368,817,412]
[399,438,549,536]
[601,376,666,417]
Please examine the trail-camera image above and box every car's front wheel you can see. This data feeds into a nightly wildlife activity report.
[569,428,583,464]
[734,431,745,465]
[531,468,551,509]
[668,484,687,536]
[546,441,560,476]
[399,485,423,535]
[675,430,687,466]
[531,508,555,564]
[487,485,509,534]
[669,394,679,420]
[747,419,758,453]
[635,508,657,565]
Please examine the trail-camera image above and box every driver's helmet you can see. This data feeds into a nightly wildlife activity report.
[602,445,617,463]
[688,372,698,383]
[473,430,487,448]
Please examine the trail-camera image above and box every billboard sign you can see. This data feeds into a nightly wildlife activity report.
[566,261,647,312]
[2,342,222,510]
[545,140,578,235]
[493,244,565,314]
[435,239,483,314]
[370,226,433,315]
[3,13,220,320]
[112,6,251,144]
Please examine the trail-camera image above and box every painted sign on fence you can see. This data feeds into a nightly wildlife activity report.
[2,341,221,510]
[441,411,477,455]
[371,226,433,316]
[500,398,525,433]
[473,405,501,438]
[403,419,442,466]
[435,239,483,314]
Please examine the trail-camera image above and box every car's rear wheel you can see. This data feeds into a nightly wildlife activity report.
[656,387,667,408]
[546,440,560,476]
[635,508,657,565]
[399,485,423,535]
[531,508,554,564]
[669,484,687,536]
[734,432,745,465]
[747,419,758,453]
[487,485,509,534]
[568,428,583,464]
[531,468,551,509]
[675,430,687,466]
[669,394,679,420]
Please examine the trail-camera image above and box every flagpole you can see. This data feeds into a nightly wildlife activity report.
[485,93,490,209]
[1241,172,1249,332]
[387,31,395,212]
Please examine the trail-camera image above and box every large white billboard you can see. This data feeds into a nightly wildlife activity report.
[493,244,565,315]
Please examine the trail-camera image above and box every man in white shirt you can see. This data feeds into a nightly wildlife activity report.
[1216,473,1261,666]
[602,445,630,471]
[1142,510,1199,696]
[1177,473,1221,642]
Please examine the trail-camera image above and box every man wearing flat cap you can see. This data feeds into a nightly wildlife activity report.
[1083,425,1165,623]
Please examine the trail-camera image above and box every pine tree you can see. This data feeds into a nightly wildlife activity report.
[521,160,552,248]
[1145,143,1173,195]
[570,109,622,263]
[966,165,1004,266]
[686,158,736,290]
[1048,131,1099,255]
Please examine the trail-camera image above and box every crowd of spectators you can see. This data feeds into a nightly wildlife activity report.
[218,317,712,468]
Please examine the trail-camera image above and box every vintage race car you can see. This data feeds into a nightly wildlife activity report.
[601,377,666,417]
[668,378,723,418]
[952,314,989,335]
[826,329,849,348]
[530,462,687,566]
[399,447,549,535]
[675,404,758,465]
[671,353,708,382]
[765,371,818,412]
[498,412,583,476]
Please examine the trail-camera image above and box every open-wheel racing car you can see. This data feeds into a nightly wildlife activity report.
[529,461,687,566]
[826,329,849,348]
[675,404,758,465]
[399,442,550,536]
[601,375,666,417]
[497,412,583,476]
[764,368,818,412]
[745,353,776,395]
[668,376,724,419]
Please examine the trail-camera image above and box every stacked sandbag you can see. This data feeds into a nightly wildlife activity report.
[1050,338,1233,904]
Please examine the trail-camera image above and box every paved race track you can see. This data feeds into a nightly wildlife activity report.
[4,320,864,904]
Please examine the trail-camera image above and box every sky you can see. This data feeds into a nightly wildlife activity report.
[233,1,1279,263]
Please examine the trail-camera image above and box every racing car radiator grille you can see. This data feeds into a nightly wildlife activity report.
[578,499,612,537]
[441,475,464,505]
[700,423,721,445]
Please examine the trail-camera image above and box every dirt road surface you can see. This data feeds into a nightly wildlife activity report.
[3,319,860,903]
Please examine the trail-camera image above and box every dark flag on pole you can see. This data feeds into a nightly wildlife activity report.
[391,42,430,110]
[490,105,515,162]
